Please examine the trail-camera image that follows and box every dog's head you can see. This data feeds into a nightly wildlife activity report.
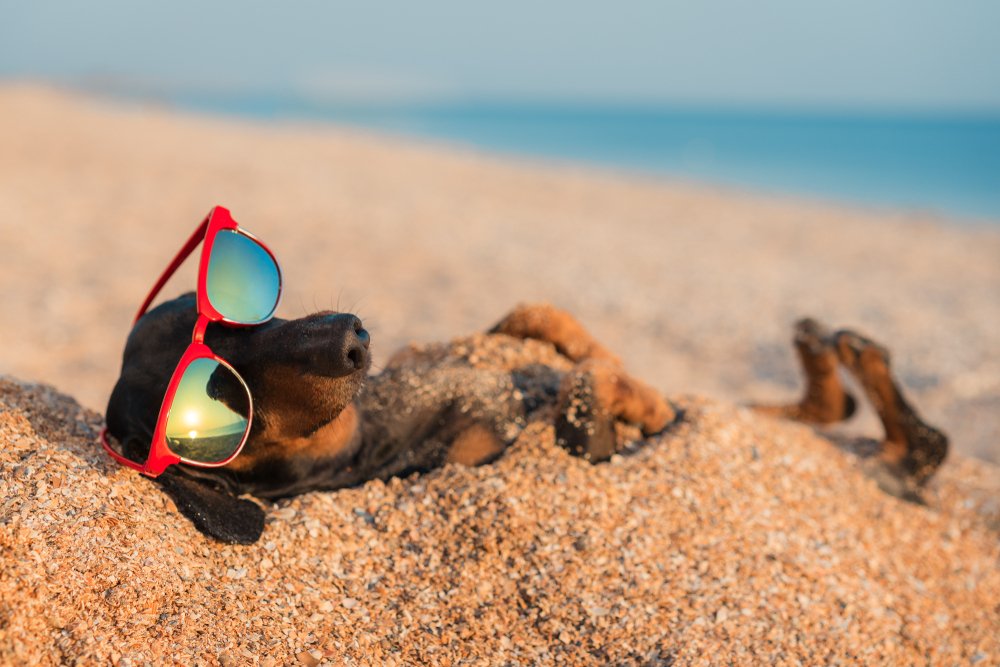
[105,292,371,543]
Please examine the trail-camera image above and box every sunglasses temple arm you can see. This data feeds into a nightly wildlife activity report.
[99,427,146,473]
[133,217,210,326]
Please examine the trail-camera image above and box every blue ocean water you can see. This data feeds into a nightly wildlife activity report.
[170,94,1000,221]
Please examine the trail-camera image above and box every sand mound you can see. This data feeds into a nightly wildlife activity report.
[1,374,998,666]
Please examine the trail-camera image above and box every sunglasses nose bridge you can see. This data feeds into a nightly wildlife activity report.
[191,314,211,345]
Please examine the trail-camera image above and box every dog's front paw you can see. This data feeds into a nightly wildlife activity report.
[554,360,674,462]
[555,370,618,463]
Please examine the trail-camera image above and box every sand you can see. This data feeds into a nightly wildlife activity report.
[1,85,999,664]
[3,371,999,666]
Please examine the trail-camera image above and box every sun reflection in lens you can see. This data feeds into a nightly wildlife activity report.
[183,409,200,427]
[164,358,251,464]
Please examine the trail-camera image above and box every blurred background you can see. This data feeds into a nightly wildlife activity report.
[3,0,999,217]
[1,1,998,460]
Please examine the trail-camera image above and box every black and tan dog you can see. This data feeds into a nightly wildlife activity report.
[105,296,946,543]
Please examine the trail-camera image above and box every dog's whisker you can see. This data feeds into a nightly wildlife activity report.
[347,294,368,315]
[335,287,346,314]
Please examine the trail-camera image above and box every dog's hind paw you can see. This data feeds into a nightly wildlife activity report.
[752,317,857,425]
[834,328,949,486]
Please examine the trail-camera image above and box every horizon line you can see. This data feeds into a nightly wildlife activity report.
[4,76,1000,120]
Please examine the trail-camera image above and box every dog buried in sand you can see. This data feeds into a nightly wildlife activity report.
[103,206,948,544]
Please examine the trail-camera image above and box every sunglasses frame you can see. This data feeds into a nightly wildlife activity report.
[100,206,282,477]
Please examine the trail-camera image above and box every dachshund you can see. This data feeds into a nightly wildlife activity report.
[105,296,946,543]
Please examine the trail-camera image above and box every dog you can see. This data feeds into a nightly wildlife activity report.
[105,295,947,544]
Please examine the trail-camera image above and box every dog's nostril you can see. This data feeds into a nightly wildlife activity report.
[356,327,370,350]
[347,345,366,369]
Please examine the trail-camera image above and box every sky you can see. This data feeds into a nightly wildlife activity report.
[1,0,999,112]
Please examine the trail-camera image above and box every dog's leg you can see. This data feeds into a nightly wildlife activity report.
[833,330,948,488]
[492,304,674,461]
[444,422,508,467]
[753,318,857,424]
[489,303,622,365]
[556,359,675,462]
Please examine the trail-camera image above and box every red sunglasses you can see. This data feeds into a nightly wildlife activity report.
[100,206,283,477]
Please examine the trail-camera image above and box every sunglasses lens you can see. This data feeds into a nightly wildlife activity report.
[207,229,281,323]
[164,357,251,464]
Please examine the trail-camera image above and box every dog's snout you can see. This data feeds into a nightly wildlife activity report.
[319,314,370,373]
[289,313,372,377]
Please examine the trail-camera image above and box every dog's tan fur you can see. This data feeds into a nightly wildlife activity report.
[445,423,507,466]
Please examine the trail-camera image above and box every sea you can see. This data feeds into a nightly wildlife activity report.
[165,93,1000,223]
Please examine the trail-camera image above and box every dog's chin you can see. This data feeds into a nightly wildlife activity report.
[306,365,368,416]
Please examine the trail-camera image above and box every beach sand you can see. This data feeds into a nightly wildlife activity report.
[3,370,999,665]
[1,85,999,664]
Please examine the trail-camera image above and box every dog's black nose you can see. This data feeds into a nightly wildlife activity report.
[324,314,370,373]
[302,313,371,376]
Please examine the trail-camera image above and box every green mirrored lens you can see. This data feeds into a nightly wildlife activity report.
[165,358,250,463]
[207,229,280,323]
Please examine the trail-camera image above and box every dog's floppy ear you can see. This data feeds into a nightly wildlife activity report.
[155,472,265,545]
